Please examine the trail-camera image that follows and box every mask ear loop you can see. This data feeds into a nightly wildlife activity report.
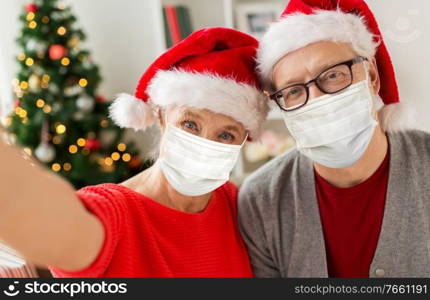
[362,58,380,124]
[238,132,248,147]
[363,58,370,83]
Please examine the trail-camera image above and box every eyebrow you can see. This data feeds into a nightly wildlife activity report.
[181,111,202,120]
[222,125,240,134]
[276,59,345,89]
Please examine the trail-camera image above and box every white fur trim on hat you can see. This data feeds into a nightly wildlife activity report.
[108,93,156,131]
[377,102,415,133]
[257,9,379,88]
[146,69,270,139]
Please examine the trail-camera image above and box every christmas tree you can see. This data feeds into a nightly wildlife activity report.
[4,0,149,189]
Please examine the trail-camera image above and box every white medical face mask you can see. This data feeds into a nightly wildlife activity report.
[282,64,378,169]
[159,123,245,196]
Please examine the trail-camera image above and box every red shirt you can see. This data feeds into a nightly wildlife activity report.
[315,150,390,277]
[49,181,253,278]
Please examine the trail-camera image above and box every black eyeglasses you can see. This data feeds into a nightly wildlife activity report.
[269,56,368,111]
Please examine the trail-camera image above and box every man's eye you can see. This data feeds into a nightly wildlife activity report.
[219,132,234,141]
[325,71,345,80]
[183,121,197,131]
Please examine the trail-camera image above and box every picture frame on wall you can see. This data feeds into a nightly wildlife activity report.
[235,2,284,39]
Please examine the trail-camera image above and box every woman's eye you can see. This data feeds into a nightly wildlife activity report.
[182,121,198,131]
[219,132,234,141]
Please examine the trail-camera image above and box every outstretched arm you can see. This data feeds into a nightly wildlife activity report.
[0,126,104,272]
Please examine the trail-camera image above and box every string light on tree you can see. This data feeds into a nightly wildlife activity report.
[57,26,66,35]
[51,163,61,172]
[28,21,37,29]
[122,153,131,162]
[20,81,28,90]
[42,104,52,114]
[77,138,86,147]
[117,143,127,152]
[111,152,120,161]
[25,57,34,66]
[55,123,66,134]
[78,78,88,87]
[26,12,35,21]
[61,57,70,66]
[69,144,78,154]
[36,99,44,108]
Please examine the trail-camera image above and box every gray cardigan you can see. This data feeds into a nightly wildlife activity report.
[238,130,430,277]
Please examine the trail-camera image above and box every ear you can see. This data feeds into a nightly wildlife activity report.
[158,107,166,133]
[368,57,381,95]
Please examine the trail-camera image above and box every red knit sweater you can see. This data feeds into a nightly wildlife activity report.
[49,181,253,278]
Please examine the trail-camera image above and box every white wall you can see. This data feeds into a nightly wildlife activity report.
[0,0,24,119]
[367,0,430,131]
[66,0,165,97]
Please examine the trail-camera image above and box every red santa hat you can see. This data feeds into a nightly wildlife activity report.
[109,27,269,139]
[257,0,412,132]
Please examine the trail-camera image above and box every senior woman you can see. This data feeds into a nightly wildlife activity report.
[0,27,269,277]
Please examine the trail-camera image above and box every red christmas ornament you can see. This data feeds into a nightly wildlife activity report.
[26,3,38,12]
[85,138,101,151]
[49,44,67,60]
[129,156,142,169]
[95,95,106,103]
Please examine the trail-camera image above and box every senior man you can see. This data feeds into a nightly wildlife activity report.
[238,0,430,278]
